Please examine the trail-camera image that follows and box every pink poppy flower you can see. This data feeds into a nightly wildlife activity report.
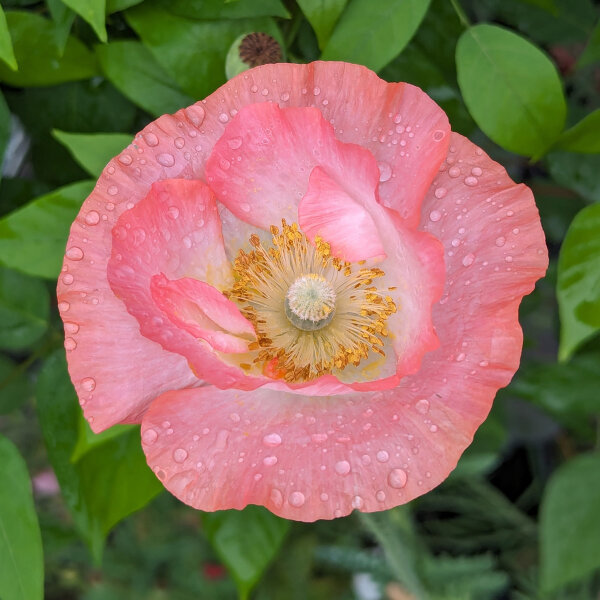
[57,62,548,521]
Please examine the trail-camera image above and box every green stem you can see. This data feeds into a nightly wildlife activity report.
[450,0,471,28]
[358,511,428,599]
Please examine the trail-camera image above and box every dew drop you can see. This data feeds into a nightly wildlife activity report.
[263,455,278,466]
[352,495,364,509]
[157,153,175,167]
[495,236,506,247]
[505,255,513,263]
[320,492,329,502]
[84,210,100,225]
[240,202,251,213]
[311,433,328,442]
[173,448,188,463]
[462,253,475,267]
[64,337,77,351]
[456,353,466,362]
[376,450,389,463]
[393,113,402,124]
[433,129,445,141]
[270,488,283,507]
[81,377,96,392]
[263,433,282,447]
[434,187,447,199]
[378,162,392,182]
[185,105,205,127]
[261,88,269,96]
[66,246,84,261]
[64,321,79,334]
[471,167,483,176]
[62,273,74,285]
[281,92,290,101]
[376,490,386,502]
[449,166,461,178]
[429,210,442,222]
[228,136,242,150]
[107,185,118,196]
[313,86,321,96]
[118,153,132,166]
[182,236,192,249]
[388,468,408,489]
[464,176,478,186]
[219,158,231,170]
[289,491,305,507]
[335,460,351,475]
[58,301,70,312]
[144,132,159,146]
[415,399,430,414]
[167,206,180,220]
[429,424,439,433]
[132,228,146,246]
[142,429,158,445]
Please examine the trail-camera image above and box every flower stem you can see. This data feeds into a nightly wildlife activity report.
[449,0,471,28]
[358,510,429,599]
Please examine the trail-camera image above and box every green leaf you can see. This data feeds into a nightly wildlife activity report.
[125,2,283,99]
[0,11,97,86]
[320,0,430,72]
[577,18,600,69]
[71,412,134,462]
[203,506,289,599]
[0,354,31,414]
[296,0,348,49]
[36,351,163,562]
[0,267,49,350]
[540,453,600,591]
[106,0,144,14]
[52,130,132,177]
[0,180,94,279]
[0,5,17,70]
[0,435,44,600]
[61,0,107,42]
[557,204,600,360]
[96,40,194,117]
[546,151,600,202]
[456,24,566,158]
[556,109,600,153]
[164,0,290,19]
[520,0,558,15]
[46,0,76,55]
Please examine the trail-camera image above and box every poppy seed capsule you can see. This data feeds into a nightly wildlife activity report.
[225,32,282,80]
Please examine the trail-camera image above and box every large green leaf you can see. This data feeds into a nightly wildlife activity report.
[546,151,600,202]
[96,41,194,117]
[577,18,600,68]
[0,435,44,600]
[46,0,76,55]
[540,453,600,591]
[0,5,17,71]
[556,109,600,153]
[52,130,132,177]
[456,24,566,158]
[0,11,97,86]
[0,180,93,279]
[557,204,600,360]
[125,3,283,99]
[0,90,10,183]
[36,351,163,562]
[0,267,49,350]
[320,0,430,72]
[203,506,289,600]
[163,0,290,19]
[296,0,347,49]
[62,0,107,42]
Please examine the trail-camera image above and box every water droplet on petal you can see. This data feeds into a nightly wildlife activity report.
[289,491,305,507]
[335,460,351,475]
[58,301,70,312]
[388,468,407,489]
[240,203,251,213]
[429,424,438,432]
[472,167,483,176]
[144,132,159,146]
[263,455,278,466]
[415,399,430,414]
[185,105,205,127]
[352,495,364,509]
[263,433,282,447]
[376,450,389,463]
[376,490,386,502]
[64,337,77,351]
[107,185,118,196]
[173,448,188,463]
[66,246,84,261]
[378,162,392,182]
[281,92,290,101]
[228,136,242,149]
[495,236,506,247]
[167,206,179,220]
[219,158,231,170]
[270,488,283,507]
[433,129,445,141]
[118,153,132,165]
[142,429,158,444]
[84,210,100,225]
[174,137,185,149]
[434,187,447,199]
[62,273,74,285]
[81,377,96,392]
[157,153,175,167]
[64,321,79,334]
[449,166,461,178]
[462,253,475,267]
[218,113,229,123]
[464,176,478,186]
[429,210,442,222]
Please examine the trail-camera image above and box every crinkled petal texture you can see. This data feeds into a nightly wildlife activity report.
[58,60,548,520]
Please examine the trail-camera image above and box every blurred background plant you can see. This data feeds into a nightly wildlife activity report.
[0,0,599,599]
